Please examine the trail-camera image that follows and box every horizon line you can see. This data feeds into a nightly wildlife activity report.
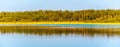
[0,9,120,12]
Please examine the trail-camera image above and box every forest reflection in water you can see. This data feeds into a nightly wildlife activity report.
[0,26,120,37]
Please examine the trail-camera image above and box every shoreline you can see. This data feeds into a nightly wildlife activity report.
[0,22,120,24]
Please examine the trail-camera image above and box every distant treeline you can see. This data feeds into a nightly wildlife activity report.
[0,9,120,22]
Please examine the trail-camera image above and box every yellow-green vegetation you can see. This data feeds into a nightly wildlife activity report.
[0,22,120,24]
[0,9,120,23]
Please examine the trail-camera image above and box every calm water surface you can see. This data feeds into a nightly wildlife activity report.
[0,25,120,47]
[1,24,120,28]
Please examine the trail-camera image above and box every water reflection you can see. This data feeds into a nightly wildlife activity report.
[0,26,120,37]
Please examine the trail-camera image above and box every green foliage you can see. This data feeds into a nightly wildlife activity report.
[0,9,120,22]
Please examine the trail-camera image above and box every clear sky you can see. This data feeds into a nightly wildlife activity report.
[0,0,120,11]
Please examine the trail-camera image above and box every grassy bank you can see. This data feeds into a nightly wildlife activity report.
[0,22,120,24]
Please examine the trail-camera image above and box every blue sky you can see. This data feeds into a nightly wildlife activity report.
[0,0,120,11]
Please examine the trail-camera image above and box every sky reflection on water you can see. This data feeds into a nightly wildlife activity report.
[0,26,120,47]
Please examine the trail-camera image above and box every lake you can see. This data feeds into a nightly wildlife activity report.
[0,24,120,47]
[1,24,120,28]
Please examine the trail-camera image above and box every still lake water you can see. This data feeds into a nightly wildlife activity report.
[0,24,120,47]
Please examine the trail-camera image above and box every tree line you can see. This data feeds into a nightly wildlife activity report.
[0,9,120,22]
